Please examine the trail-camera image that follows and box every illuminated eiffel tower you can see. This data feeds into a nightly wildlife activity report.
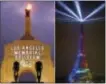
[69,24,92,83]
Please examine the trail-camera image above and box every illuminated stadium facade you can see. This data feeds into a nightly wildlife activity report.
[1,4,55,83]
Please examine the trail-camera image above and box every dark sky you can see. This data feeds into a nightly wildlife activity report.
[56,1,105,78]
[0,1,55,63]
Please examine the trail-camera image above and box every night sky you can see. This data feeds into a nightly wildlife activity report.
[0,1,55,63]
[56,1,105,79]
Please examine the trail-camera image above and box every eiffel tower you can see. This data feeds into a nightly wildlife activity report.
[68,24,92,83]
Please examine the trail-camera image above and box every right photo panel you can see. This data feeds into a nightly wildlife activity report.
[56,1,105,83]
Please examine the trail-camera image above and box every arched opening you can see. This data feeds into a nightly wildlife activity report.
[19,71,37,83]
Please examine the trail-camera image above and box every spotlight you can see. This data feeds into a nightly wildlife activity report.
[56,1,105,23]
[56,9,77,20]
[74,1,82,19]
[56,18,77,23]
[84,3,105,20]
[58,1,79,19]
[57,1,104,23]
[85,17,104,22]
[78,18,84,22]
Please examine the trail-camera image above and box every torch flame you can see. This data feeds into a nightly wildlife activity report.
[26,4,32,10]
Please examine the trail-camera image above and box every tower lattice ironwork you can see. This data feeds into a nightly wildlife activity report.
[69,24,92,83]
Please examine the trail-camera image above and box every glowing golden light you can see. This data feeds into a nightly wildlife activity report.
[36,55,40,60]
[26,4,32,10]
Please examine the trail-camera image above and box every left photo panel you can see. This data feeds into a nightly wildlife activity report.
[0,1,55,83]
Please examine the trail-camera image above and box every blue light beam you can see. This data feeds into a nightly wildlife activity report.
[56,18,78,23]
[57,1,105,23]
[56,9,77,20]
[58,1,79,20]
[74,1,82,20]
[84,3,105,20]
[85,17,104,22]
